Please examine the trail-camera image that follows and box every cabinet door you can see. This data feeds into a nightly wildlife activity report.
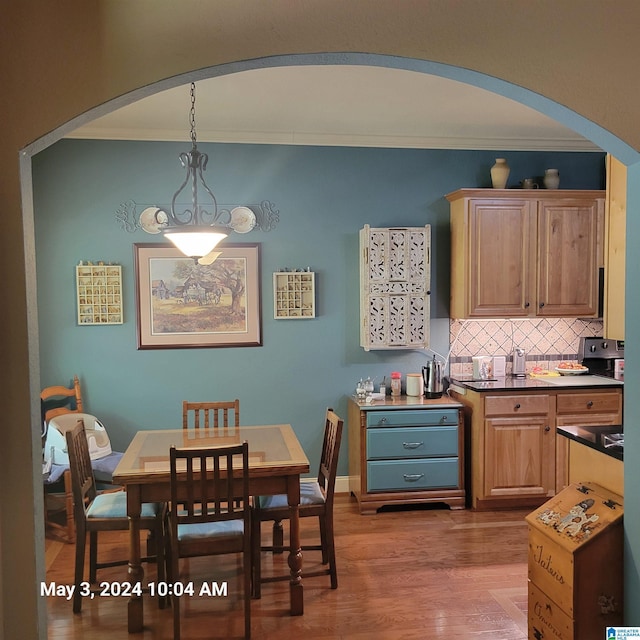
[484,415,554,498]
[467,199,536,317]
[537,199,602,317]
[360,226,431,349]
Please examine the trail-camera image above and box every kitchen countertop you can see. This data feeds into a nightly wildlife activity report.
[349,394,462,410]
[557,424,624,461]
[448,374,623,392]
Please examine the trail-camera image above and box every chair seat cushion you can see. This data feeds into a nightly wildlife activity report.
[177,520,244,541]
[92,451,124,483]
[87,492,161,519]
[257,481,325,510]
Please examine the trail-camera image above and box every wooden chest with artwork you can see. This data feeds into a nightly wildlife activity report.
[525,482,623,640]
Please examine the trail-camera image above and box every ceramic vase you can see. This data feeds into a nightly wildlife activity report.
[544,168,560,189]
[490,158,510,189]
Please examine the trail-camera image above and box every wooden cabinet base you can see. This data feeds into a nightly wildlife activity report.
[352,488,466,515]
[348,397,466,514]
[473,495,548,511]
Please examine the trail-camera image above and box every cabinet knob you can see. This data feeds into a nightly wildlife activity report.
[539,302,545,308]
[524,302,530,308]
[544,425,551,432]
[587,401,594,408]
[514,403,521,410]
[379,417,388,424]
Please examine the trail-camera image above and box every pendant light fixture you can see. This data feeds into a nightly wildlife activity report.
[157,82,230,259]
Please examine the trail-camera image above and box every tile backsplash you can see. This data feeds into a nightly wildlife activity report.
[448,317,603,376]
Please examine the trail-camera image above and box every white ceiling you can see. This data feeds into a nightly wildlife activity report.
[68,65,600,151]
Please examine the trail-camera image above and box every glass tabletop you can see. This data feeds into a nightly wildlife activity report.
[113,424,309,482]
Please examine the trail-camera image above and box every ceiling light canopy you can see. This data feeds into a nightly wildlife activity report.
[157,82,231,259]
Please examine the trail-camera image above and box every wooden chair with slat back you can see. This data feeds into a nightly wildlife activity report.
[182,399,240,433]
[41,375,84,543]
[167,442,252,639]
[65,421,166,614]
[251,408,344,598]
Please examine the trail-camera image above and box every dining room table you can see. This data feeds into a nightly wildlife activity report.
[112,424,310,633]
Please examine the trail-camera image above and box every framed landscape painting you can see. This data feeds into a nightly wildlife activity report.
[134,243,262,349]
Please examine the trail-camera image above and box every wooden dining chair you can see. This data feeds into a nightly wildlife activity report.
[251,408,343,598]
[182,399,240,432]
[166,442,252,640]
[41,375,85,543]
[65,421,166,613]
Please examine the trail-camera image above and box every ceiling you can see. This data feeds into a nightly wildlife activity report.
[68,65,600,152]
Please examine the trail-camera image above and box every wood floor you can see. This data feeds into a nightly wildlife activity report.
[44,494,530,639]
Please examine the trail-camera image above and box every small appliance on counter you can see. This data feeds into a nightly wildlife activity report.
[422,356,443,398]
[579,337,624,378]
[512,347,526,378]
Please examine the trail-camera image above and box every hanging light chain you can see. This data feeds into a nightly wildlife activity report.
[189,82,197,146]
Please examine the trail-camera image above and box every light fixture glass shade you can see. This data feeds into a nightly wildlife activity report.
[163,226,228,258]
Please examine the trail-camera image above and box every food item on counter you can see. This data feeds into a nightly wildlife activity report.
[529,366,560,377]
[557,361,588,370]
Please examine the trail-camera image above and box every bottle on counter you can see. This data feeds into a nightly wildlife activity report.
[390,371,402,397]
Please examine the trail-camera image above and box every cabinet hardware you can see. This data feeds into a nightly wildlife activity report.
[544,426,551,432]
[402,442,424,449]
[587,401,594,408]
[514,403,521,409]
[378,417,388,424]
[525,302,530,308]
[403,473,425,482]
[440,416,448,423]
[539,302,545,308]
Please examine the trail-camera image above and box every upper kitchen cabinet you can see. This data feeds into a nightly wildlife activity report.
[360,225,431,350]
[604,155,626,340]
[447,189,605,319]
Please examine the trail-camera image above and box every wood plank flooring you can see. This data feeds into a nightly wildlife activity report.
[44,495,530,639]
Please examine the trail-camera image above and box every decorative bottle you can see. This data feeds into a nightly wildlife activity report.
[490,158,510,189]
[390,372,402,397]
[543,168,560,189]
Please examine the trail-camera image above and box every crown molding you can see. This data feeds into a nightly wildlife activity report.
[64,127,602,152]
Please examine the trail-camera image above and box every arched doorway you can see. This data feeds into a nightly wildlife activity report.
[24,53,640,636]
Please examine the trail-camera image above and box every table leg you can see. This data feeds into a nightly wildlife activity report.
[126,485,144,633]
[286,476,303,615]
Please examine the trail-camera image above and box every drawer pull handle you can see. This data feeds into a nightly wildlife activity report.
[587,401,594,408]
[514,403,521,410]
[440,416,448,423]
[378,417,388,424]
[403,473,425,482]
[402,442,424,449]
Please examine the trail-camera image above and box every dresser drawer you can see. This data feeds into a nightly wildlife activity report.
[365,409,458,428]
[367,458,459,492]
[485,394,551,417]
[367,426,458,460]
[556,391,622,415]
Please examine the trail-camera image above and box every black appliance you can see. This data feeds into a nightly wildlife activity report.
[579,337,624,378]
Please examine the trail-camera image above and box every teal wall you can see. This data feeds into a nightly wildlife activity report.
[32,139,605,475]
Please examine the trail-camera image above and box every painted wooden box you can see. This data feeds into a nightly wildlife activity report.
[526,482,623,640]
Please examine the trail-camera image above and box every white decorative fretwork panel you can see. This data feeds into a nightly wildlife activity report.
[360,225,431,350]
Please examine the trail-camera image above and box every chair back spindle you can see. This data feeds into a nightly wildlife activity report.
[182,400,240,434]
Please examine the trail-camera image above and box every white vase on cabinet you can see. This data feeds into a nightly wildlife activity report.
[544,168,560,189]
[490,158,510,189]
